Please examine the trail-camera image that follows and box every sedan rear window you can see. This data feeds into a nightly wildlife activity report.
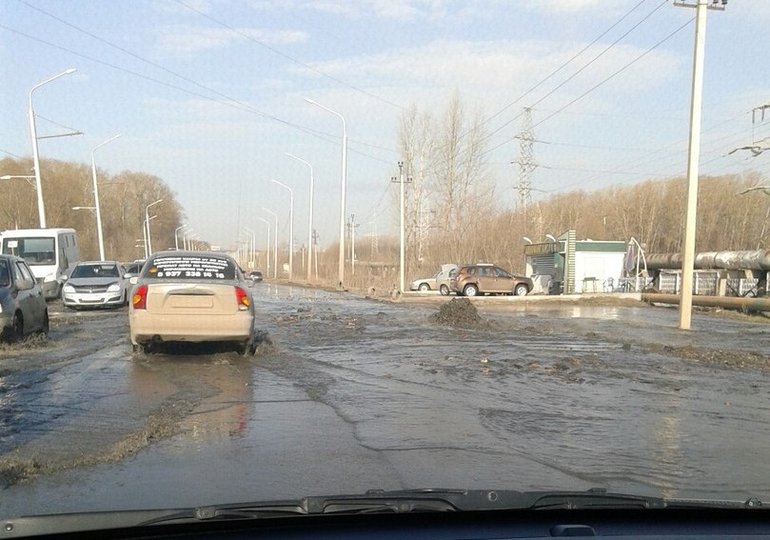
[145,255,236,280]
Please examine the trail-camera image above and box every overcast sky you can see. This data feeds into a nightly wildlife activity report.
[1,0,768,250]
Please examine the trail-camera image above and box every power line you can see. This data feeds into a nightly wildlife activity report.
[481,0,652,132]
[10,0,399,161]
[483,0,667,145]
[532,17,692,131]
[172,0,405,111]
[414,0,670,185]
[483,16,693,158]
[0,148,24,159]
[535,113,761,194]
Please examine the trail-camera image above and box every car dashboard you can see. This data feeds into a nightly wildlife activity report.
[8,507,770,539]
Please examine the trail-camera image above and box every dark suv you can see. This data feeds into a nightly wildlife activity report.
[450,263,533,297]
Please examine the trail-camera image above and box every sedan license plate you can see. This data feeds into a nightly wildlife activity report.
[169,295,214,309]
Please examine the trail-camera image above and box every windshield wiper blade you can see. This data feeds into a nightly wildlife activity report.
[4,489,764,537]
[138,492,461,526]
[524,488,668,510]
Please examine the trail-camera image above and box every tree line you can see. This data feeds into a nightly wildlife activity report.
[389,96,770,279]
[0,157,185,262]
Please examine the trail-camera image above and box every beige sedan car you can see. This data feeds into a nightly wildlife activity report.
[128,251,257,354]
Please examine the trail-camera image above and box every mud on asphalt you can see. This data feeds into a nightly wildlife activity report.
[1,292,769,489]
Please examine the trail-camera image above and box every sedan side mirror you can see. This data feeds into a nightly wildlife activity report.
[129,276,138,285]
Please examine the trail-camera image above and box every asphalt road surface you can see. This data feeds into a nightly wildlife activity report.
[1,284,769,518]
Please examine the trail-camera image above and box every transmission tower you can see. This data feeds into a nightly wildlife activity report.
[515,107,537,207]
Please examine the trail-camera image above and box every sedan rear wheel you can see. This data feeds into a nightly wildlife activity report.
[440,284,450,296]
[418,283,430,292]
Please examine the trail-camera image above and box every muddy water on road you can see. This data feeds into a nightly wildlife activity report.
[256,289,770,499]
[1,286,769,518]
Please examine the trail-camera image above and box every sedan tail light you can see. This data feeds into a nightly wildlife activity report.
[235,286,250,311]
[132,285,148,310]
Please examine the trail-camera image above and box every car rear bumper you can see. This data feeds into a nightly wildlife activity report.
[129,311,254,345]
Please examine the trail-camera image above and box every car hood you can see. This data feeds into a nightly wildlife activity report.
[66,277,122,287]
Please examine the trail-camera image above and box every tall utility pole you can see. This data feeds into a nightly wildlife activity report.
[675,0,726,330]
[349,213,358,275]
[515,107,537,208]
[312,229,319,280]
[303,99,346,288]
[391,161,412,293]
[369,214,379,258]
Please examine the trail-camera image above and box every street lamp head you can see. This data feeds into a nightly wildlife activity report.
[64,68,77,75]
[304,98,317,106]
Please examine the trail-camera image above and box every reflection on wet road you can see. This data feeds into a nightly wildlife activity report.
[1,284,769,517]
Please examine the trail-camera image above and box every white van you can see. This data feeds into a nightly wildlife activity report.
[1,228,80,299]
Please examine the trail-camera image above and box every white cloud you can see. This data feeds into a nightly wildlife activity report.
[251,0,445,22]
[299,38,682,107]
[156,25,309,54]
[153,0,218,16]
[518,0,607,14]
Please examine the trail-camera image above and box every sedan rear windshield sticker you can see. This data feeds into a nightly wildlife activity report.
[148,256,234,280]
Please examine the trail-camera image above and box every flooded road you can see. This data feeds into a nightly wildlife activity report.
[1,285,769,518]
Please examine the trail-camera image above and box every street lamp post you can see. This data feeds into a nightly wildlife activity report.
[243,226,256,269]
[262,208,278,279]
[174,224,188,250]
[188,233,200,251]
[271,178,294,280]
[91,134,121,261]
[305,98,347,288]
[286,153,314,282]
[29,68,77,228]
[257,217,271,278]
[143,215,157,258]
[144,199,163,255]
[142,221,149,259]
[183,229,193,251]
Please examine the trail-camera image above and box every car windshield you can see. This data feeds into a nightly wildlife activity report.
[1,237,56,266]
[70,263,119,278]
[2,0,770,532]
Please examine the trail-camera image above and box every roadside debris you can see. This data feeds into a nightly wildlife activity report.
[431,298,481,326]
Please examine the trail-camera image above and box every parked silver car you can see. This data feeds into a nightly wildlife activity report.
[61,261,128,309]
[0,254,49,342]
[409,264,458,295]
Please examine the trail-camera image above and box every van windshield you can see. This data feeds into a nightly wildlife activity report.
[1,237,56,266]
